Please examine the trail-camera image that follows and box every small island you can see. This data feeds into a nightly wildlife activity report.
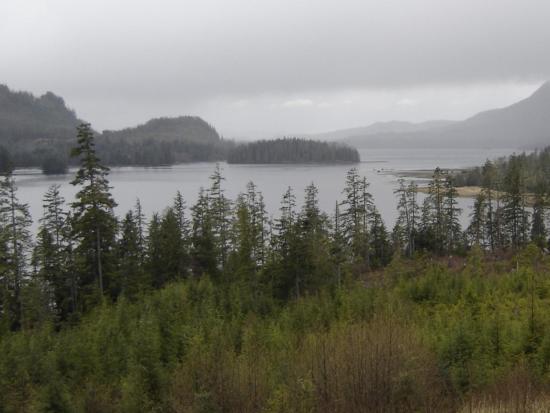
[227,137,360,164]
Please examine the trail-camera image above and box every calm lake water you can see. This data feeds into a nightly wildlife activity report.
[14,148,519,234]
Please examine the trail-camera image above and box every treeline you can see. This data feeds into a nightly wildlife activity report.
[454,146,550,191]
[0,125,548,328]
[227,137,360,164]
[0,124,550,410]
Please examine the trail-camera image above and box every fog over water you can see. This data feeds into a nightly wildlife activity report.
[14,148,518,234]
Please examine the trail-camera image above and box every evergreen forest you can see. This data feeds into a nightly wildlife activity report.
[1,124,550,412]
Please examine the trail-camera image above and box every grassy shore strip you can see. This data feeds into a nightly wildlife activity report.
[391,168,470,179]
[417,185,537,206]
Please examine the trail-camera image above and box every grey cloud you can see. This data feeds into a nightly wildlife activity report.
[1,0,549,134]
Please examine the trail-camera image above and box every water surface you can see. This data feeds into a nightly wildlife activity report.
[14,148,519,233]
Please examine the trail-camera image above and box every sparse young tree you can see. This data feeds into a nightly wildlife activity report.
[34,185,74,320]
[0,170,32,330]
[443,175,462,253]
[208,164,231,270]
[394,179,419,256]
[502,155,530,248]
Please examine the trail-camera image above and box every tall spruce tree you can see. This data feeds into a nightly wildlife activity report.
[70,123,117,310]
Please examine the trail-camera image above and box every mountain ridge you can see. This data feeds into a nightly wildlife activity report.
[309,82,550,149]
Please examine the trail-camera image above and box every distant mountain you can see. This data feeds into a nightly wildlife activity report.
[342,82,550,149]
[306,120,456,141]
[0,84,230,169]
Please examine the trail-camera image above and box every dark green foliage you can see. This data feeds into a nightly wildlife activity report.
[33,185,75,321]
[454,146,550,194]
[227,137,360,164]
[70,123,118,311]
[0,146,13,174]
[41,151,69,175]
[116,211,149,298]
[0,171,32,330]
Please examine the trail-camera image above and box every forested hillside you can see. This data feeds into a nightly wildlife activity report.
[0,84,81,172]
[454,146,550,192]
[0,126,549,411]
[227,137,360,163]
[0,85,231,170]
[97,117,233,165]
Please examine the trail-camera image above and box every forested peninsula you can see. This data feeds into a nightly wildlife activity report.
[227,137,360,164]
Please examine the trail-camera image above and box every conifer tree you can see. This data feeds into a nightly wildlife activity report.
[341,168,374,269]
[272,187,301,298]
[467,193,487,247]
[369,210,391,267]
[245,181,267,267]
[34,185,74,319]
[134,198,146,264]
[0,170,32,329]
[228,194,256,282]
[297,183,332,292]
[443,175,462,253]
[331,201,346,287]
[531,181,547,248]
[190,188,217,277]
[502,155,530,248]
[394,179,419,256]
[145,213,163,287]
[481,160,501,251]
[70,123,117,309]
[208,165,231,269]
[117,210,149,297]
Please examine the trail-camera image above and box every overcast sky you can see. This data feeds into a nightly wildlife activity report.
[1,0,549,138]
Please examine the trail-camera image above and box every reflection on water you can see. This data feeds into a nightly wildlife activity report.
[14,148,520,234]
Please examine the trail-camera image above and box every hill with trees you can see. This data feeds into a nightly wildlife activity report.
[227,137,360,164]
[0,84,231,170]
[97,117,233,166]
[0,130,550,410]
